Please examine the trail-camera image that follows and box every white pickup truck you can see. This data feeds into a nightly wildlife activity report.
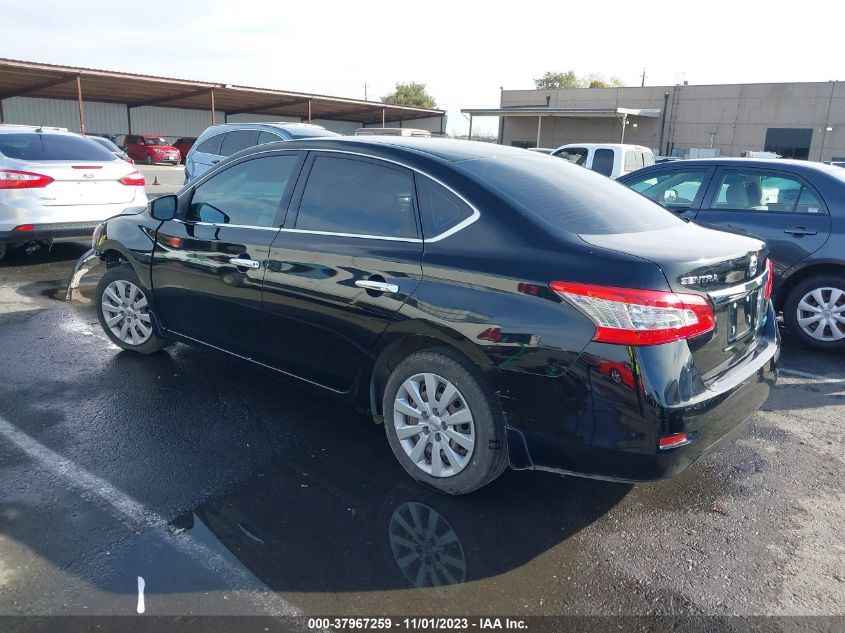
[550,143,655,179]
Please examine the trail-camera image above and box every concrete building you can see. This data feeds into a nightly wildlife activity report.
[463,82,845,162]
[0,58,445,141]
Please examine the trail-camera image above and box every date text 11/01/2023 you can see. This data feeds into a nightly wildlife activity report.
[307,618,528,630]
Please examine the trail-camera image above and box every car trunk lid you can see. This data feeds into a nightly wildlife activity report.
[20,161,137,206]
[580,223,769,380]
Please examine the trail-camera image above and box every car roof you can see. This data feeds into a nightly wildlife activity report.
[0,124,72,135]
[640,157,840,174]
[556,143,651,151]
[261,136,532,163]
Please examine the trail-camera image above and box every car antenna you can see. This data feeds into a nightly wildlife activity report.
[35,118,45,134]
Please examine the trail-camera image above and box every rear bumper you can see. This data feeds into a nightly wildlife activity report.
[0,221,101,243]
[496,303,780,482]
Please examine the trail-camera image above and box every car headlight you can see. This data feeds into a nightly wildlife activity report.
[92,222,105,249]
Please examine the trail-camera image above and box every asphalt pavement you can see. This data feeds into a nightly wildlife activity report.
[138,164,185,196]
[0,244,843,619]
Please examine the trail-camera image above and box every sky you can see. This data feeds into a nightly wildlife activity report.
[2,0,843,136]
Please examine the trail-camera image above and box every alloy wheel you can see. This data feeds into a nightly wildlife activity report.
[100,279,153,346]
[796,286,845,342]
[393,373,475,478]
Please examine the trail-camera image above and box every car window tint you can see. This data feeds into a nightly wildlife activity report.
[257,131,283,145]
[591,148,615,176]
[416,175,473,237]
[187,155,299,227]
[625,170,708,210]
[0,133,117,161]
[219,130,260,156]
[553,147,588,165]
[196,133,225,155]
[296,156,417,238]
[461,154,683,235]
[709,170,825,213]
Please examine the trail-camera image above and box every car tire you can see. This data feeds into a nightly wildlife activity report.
[144,154,154,165]
[783,274,845,352]
[383,347,508,495]
[95,263,171,354]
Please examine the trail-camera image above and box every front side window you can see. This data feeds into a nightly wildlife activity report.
[187,155,301,227]
[553,147,588,165]
[0,133,117,161]
[590,148,615,176]
[295,156,417,238]
[219,130,259,156]
[708,170,825,214]
[625,169,708,211]
[196,133,225,155]
[416,175,474,237]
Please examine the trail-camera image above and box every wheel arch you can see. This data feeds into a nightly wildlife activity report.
[776,260,845,311]
[364,324,492,425]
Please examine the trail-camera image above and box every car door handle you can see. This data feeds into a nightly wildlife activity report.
[355,279,399,294]
[784,226,817,236]
[229,257,261,269]
[211,160,220,165]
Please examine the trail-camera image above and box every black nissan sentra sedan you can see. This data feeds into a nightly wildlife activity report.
[75,137,779,495]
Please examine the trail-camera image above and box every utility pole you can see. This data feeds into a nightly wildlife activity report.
[364,82,368,101]
[641,68,646,87]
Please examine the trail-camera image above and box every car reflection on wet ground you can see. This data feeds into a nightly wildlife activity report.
[1,243,844,617]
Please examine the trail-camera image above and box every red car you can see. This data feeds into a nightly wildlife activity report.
[173,137,196,164]
[121,134,181,165]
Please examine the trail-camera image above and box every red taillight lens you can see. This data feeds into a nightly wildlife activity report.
[119,171,145,186]
[0,169,54,189]
[764,258,773,300]
[550,281,716,346]
[14,224,35,232]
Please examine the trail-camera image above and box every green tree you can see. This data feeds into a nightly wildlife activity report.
[381,82,437,108]
[534,71,625,90]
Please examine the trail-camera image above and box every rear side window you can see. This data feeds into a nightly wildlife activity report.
[195,133,225,155]
[460,154,683,235]
[220,130,259,156]
[257,131,283,145]
[591,148,615,176]
[642,152,655,167]
[187,155,300,227]
[553,147,588,165]
[708,170,826,214]
[0,133,117,161]
[295,156,417,238]
[415,175,474,237]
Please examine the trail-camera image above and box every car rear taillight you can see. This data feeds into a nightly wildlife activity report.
[119,171,145,186]
[764,259,773,300]
[0,169,54,189]
[14,224,35,232]
[550,281,716,346]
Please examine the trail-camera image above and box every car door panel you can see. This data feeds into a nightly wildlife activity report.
[261,152,424,392]
[694,167,832,279]
[151,152,305,359]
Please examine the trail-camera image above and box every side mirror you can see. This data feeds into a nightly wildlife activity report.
[150,194,177,221]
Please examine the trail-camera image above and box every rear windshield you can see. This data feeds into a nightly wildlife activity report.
[282,127,341,139]
[459,154,683,235]
[0,133,117,162]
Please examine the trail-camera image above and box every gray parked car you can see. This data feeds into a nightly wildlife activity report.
[184,122,340,182]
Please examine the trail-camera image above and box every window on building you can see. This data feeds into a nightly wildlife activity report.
[764,128,812,160]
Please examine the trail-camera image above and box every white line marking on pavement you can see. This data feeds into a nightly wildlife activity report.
[779,368,845,384]
[137,576,145,614]
[0,414,300,617]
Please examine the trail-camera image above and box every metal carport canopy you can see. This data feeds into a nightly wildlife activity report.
[0,58,444,130]
[460,106,662,146]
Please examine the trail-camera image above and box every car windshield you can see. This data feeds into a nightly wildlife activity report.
[0,133,117,161]
[459,154,684,235]
[282,127,341,139]
[144,137,169,146]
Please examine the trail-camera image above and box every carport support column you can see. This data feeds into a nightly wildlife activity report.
[468,114,473,140]
[210,89,216,125]
[620,112,627,144]
[308,99,312,124]
[382,107,386,127]
[536,115,542,147]
[76,75,86,135]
